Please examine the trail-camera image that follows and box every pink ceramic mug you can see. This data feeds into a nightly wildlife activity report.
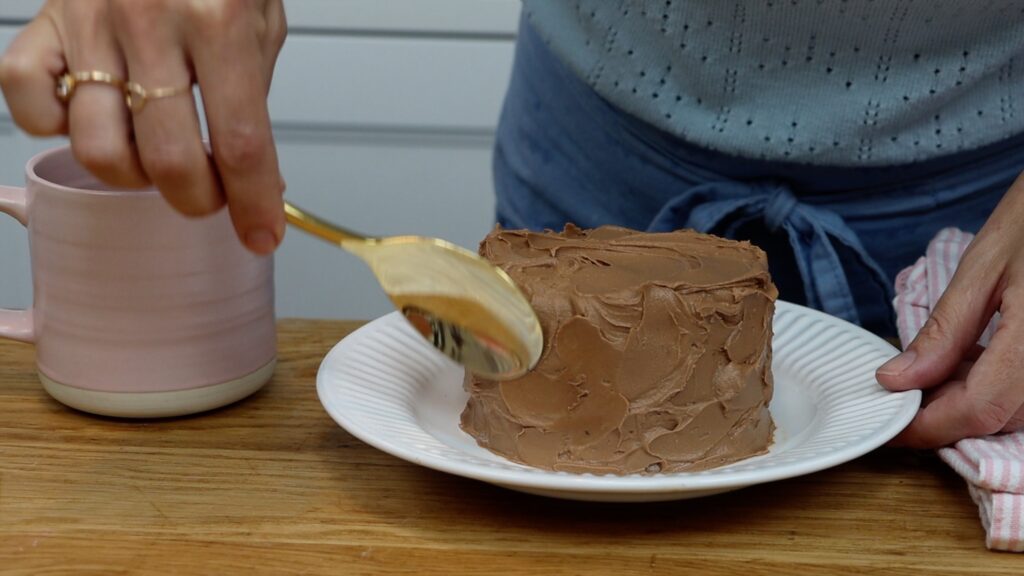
[0,147,276,417]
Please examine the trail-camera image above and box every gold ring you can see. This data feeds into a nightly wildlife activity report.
[56,70,124,103]
[124,81,192,113]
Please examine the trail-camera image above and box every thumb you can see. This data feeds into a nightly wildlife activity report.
[876,251,1000,392]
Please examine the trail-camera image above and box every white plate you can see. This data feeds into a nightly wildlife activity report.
[317,301,921,502]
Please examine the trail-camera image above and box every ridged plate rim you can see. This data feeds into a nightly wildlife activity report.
[317,301,921,498]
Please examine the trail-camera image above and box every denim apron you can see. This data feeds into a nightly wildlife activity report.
[493,19,1024,336]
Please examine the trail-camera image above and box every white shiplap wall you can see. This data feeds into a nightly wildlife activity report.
[0,0,519,320]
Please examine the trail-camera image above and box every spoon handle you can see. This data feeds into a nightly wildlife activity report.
[284,201,367,245]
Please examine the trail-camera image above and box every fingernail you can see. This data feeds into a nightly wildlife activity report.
[245,228,278,254]
[878,350,917,377]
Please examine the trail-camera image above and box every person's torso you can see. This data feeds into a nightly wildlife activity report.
[521,0,1024,165]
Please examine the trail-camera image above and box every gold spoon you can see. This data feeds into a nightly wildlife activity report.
[283,201,543,380]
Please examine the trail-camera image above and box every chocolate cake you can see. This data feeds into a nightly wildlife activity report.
[460,225,777,474]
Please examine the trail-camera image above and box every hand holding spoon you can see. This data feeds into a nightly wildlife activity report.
[283,202,543,380]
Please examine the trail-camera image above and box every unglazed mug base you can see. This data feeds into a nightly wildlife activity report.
[38,358,276,418]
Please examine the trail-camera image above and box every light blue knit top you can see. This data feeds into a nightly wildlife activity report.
[521,1,1024,166]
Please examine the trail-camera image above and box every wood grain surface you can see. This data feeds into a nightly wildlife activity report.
[0,320,1017,575]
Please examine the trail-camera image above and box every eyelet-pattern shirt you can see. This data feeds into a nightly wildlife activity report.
[521,0,1024,166]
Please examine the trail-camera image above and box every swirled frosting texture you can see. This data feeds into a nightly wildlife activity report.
[460,225,778,474]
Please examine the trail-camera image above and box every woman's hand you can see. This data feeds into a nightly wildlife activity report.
[876,172,1024,447]
[0,0,288,254]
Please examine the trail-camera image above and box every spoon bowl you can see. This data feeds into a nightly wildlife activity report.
[283,202,543,380]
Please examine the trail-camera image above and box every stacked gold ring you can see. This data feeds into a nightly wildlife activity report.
[123,81,192,113]
[56,70,192,112]
[56,70,124,102]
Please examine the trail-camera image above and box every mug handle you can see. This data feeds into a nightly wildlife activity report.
[0,185,34,343]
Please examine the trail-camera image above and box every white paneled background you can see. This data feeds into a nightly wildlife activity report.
[0,0,519,319]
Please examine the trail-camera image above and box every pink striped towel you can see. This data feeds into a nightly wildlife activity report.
[893,227,1024,552]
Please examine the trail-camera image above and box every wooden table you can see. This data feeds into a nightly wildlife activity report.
[0,320,1018,575]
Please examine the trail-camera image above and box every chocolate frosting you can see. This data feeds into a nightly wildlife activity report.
[460,225,778,474]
